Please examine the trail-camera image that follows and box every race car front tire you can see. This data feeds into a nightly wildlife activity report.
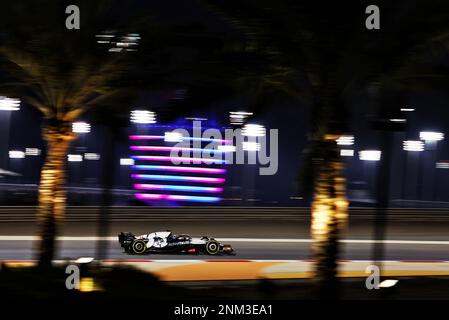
[205,240,220,255]
[132,240,147,254]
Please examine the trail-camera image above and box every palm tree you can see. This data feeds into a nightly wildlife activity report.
[201,1,356,296]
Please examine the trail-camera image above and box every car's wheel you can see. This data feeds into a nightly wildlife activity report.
[132,240,147,254]
[205,240,220,255]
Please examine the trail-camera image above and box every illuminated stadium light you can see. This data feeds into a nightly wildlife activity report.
[130,110,156,124]
[390,118,406,123]
[120,158,135,166]
[124,33,141,41]
[217,145,236,152]
[96,33,114,38]
[116,42,138,48]
[242,124,266,137]
[229,111,253,125]
[9,150,25,159]
[98,32,140,53]
[340,149,354,157]
[359,150,381,161]
[242,141,261,151]
[72,122,91,133]
[84,153,101,160]
[131,174,225,184]
[132,165,225,174]
[25,148,41,156]
[96,33,115,45]
[0,96,21,111]
[436,162,449,169]
[400,108,415,112]
[164,131,183,142]
[68,154,83,162]
[419,131,444,142]
[134,184,223,193]
[135,193,221,203]
[403,140,424,152]
[131,155,227,164]
[336,135,354,146]
[130,146,230,153]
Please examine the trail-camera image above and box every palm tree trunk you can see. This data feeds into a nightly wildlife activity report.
[37,125,75,267]
[310,139,348,298]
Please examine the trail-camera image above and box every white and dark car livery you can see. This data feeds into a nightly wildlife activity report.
[118,231,235,255]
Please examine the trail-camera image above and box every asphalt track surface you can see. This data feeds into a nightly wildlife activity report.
[1,215,449,261]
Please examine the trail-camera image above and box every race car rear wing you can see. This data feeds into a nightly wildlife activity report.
[118,232,135,248]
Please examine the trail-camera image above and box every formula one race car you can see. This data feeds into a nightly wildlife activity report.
[118,231,235,255]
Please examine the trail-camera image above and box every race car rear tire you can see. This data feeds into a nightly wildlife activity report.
[132,240,147,254]
[205,240,220,255]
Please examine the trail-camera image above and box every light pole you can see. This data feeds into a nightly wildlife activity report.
[419,132,444,202]
[402,140,424,205]
[242,124,265,205]
[0,96,20,204]
[8,150,25,183]
[0,97,20,170]
[71,122,91,185]
[398,108,415,206]
[369,106,407,283]
[359,150,381,200]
